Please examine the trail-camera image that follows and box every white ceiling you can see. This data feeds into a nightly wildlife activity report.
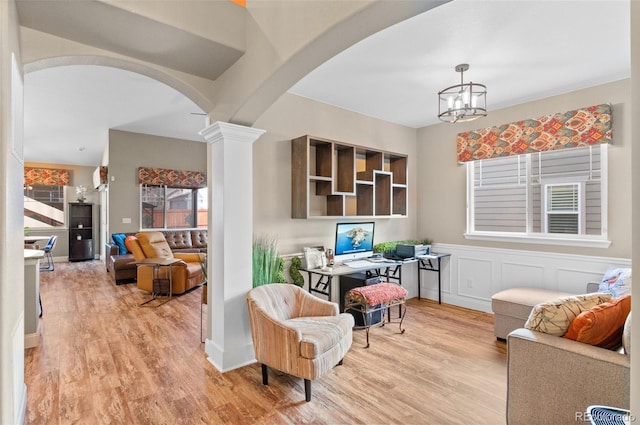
[23,0,630,166]
[24,65,207,166]
[290,0,630,128]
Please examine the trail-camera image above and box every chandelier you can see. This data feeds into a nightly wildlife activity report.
[438,64,487,123]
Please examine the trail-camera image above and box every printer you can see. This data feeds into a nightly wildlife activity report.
[395,244,430,259]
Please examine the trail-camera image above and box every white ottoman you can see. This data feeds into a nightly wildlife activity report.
[491,287,572,340]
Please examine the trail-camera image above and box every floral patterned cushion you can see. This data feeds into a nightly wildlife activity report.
[598,266,632,298]
[524,292,612,337]
[347,282,408,306]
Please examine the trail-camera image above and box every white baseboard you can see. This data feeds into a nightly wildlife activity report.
[16,384,27,425]
[205,338,256,373]
[24,332,39,349]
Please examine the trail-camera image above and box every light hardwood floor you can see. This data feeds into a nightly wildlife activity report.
[25,261,507,425]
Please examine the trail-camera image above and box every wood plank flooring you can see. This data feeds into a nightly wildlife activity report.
[25,261,507,424]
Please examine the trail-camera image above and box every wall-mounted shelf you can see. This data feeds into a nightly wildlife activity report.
[291,135,408,219]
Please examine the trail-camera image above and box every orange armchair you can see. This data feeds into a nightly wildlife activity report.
[125,232,205,295]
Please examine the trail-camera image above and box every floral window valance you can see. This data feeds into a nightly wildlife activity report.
[24,167,70,186]
[456,104,612,163]
[138,167,206,189]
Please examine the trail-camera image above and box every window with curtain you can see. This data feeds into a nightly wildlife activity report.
[140,185,208,229]
[466,144,608,245]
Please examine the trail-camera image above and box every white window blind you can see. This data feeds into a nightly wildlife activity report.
[473,156,527,232]
[467,144,606,241]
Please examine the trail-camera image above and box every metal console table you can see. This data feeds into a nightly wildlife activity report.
[416,253,451,304]
[137,258,182,307]
[302,259,401,302]
[302,253,451,305]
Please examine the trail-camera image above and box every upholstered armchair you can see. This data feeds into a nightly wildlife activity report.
[125,232,205,295]
[246,284,354,402]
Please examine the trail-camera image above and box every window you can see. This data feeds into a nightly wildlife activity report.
[24,184,66,227]
[140,185,207,229]
[545,184,579,234]
[466,145,608,247]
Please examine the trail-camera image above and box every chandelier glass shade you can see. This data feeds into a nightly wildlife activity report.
[438,64,487,123]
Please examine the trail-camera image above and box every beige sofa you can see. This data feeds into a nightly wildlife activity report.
[507,326,630,424]
[492,283,599,340]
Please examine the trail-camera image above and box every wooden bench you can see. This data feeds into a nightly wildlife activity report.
[344,282,408,348]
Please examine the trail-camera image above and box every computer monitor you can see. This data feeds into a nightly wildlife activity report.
[334,221,375,263]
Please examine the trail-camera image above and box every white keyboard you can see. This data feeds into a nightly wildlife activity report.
[344,260,373,268]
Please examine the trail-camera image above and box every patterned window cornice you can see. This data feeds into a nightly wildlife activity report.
[456,104,612,163]
[24,167,71,186]
[138,167,206,189]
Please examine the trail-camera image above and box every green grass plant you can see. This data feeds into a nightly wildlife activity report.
[253,235,286,287]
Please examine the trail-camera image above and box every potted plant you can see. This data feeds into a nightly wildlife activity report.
[288,256,304,287]
[75,185,88,202]
[373,238,432,256]
[252,235,286,287]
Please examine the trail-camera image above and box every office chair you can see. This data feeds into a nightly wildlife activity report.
[40,235,57,271]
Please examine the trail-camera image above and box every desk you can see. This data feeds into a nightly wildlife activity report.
[304,253,451,305]
[24,235,52,245]
[302,260,402,303]
[416,253,451,304]
[137,258,182,307]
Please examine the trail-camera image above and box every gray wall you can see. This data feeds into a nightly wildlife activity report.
[416,79,631,259]
[252,92,419,255]
[107,129,207,236]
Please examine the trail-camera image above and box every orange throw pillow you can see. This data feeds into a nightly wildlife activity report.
[124,235,146,261]
[564,294,631,349]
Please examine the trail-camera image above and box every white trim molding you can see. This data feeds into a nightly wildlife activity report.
[463,232,611,249]
[420,243,630,313]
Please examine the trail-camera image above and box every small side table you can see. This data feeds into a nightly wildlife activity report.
[137,258,181,307]
[417,253,451,304]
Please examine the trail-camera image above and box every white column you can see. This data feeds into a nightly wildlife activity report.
[199,121,265,372]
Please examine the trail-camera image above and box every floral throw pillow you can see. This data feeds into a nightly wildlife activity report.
[598,266,632,298]
[524,292,613,337]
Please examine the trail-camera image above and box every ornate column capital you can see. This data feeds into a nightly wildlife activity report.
[199,121,265,145]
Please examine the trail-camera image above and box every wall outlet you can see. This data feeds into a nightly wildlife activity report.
[466,279,473,288]
[122,217,131,224]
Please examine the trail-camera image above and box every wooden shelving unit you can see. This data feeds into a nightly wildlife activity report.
[291,135,408,219]
[68,202,94,261]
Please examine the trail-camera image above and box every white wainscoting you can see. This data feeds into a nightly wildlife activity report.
[418,243,631,313]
